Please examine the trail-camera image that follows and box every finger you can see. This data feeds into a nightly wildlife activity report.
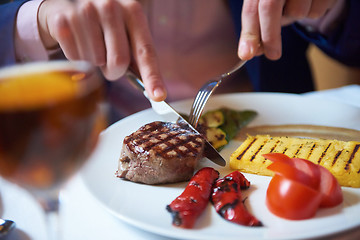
[258,0,284,60]
[67,7,94,61]
[308,0,336,19]
[79,1,106,66]
[97,0,131,80]
[239,0,262,60]
[283,0,312,20]
[123,0,166,101]
[50,13,80,60]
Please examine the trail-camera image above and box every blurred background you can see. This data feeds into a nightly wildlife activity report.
[307,44,360,90]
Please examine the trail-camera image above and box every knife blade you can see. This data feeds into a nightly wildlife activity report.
[126,70,226,167]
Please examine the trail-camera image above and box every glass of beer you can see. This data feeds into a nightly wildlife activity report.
[0,60,106,240]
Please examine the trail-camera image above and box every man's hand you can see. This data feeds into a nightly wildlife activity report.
[238,0,337,61]
[38,0,166,101]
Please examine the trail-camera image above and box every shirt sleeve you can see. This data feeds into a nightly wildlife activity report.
[0,0,30,66]
[15,0,50,62]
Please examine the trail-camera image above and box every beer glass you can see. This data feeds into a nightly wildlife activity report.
[0,60,106,240]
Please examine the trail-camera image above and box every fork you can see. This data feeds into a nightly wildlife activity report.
[188,60,247,128]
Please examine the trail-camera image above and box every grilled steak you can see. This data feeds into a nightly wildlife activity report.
[116,121,205,184]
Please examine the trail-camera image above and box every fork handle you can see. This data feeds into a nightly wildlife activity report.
[220,60,247,79]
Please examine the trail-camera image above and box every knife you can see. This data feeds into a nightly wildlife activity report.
[126,70,226,167]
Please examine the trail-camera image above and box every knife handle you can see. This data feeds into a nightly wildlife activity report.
[126,69,145,92]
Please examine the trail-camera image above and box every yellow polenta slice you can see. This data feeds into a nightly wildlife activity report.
[230,135,360,188]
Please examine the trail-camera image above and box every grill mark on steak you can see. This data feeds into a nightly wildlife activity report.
[124,121,203,159]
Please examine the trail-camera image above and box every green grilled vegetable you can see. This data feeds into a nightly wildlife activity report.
[219,108,257,142]
[205,127,228,149]
[199,110,225,128]
[180,107,257,151]
[198,107,257,151]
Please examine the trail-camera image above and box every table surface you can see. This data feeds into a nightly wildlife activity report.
[1,85,360,240]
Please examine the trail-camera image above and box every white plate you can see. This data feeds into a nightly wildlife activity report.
[81,93,360,240]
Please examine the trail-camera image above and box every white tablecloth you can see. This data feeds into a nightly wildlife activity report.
[1,85,360,240]
[303,84,360,109]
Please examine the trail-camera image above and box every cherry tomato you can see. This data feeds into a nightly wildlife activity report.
[266,175,322,220]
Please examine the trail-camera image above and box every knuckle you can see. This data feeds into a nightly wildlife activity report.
[146,72,162,87]
[137,43,156,60]
[79,1,96,17]
[123,0,143,15]
[259,0,278,14]
[97,0,123,23]
[98,0,118,15]
[241,32,260,42]
[64,8,78,23]
[53,13,67,28]
[110,53,130,69]
[51,14,71,38]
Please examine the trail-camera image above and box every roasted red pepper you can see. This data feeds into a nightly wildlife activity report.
[166,167,219,228]
[211,171,262,227]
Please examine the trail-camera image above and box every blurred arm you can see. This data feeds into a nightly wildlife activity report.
[15,0,54,62]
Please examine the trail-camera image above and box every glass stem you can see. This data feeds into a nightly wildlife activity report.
[36,190,62,240]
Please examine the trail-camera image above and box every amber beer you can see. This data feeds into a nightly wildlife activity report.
[0,61,105,192]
